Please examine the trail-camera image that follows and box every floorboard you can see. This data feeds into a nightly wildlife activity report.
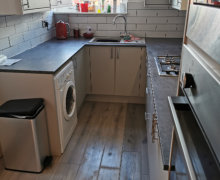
[60,102,98,164]
[0,102,149,180]
[49,163,79,180]
[0,157,60,180]
[75,102,115,180]
[120,151,141,180]
[123,104,145,152]
[101,103,126,168]
[98,168,120,180]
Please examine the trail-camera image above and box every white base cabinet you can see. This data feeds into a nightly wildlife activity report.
[0,0,50,15]
[89,46,146,97]
[0,72,61,156]
[146,60,168,180]
[147,116,168,180]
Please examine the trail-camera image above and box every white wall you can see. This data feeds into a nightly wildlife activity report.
[55,0,186,38]
[0,11,55,58]
[0,0,186,58]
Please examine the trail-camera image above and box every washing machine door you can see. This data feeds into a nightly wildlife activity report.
[63,81,76,121]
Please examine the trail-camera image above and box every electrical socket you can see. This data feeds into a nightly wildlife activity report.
[42,20,49,29]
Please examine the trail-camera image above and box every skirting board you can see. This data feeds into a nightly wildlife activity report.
[86,94,146,104]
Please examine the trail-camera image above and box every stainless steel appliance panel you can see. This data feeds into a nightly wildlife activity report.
[186,4,220,65]
[180,44,220,163]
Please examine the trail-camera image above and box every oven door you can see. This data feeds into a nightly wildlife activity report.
[180,44,220,164]
[168,96,220,180]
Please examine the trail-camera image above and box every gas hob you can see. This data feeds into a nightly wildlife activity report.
[154,56,181,77]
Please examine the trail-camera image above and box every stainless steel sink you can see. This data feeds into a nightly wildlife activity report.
[88,37,146,44]
[96,39,120,42]
[89,37,121,43]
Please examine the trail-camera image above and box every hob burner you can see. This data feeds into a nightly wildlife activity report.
[154,56,181,77]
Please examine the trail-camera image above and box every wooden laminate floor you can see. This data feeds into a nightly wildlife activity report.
[0,102,149,180]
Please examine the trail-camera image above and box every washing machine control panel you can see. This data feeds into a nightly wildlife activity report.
[54,62,75,89]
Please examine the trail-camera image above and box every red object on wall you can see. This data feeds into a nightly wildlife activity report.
[56,20,70,40]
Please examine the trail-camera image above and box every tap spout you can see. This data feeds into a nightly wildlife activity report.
[113,15,128,36]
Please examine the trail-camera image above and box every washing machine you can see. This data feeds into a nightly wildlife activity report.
[54,61,77,153]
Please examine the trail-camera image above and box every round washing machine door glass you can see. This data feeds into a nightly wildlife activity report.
[63,81,76,121]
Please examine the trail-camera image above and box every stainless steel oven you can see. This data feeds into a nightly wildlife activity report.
[168,3,220,179]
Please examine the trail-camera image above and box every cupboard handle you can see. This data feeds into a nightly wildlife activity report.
[117,48,120,59]
[23,0,30,8]
[146,87,149,94]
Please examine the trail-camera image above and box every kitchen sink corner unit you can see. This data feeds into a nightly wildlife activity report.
[86,45,146,104]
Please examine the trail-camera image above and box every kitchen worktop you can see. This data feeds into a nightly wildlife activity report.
[0,38,88,74]
[0,37,145,74]
[145,38,183,169]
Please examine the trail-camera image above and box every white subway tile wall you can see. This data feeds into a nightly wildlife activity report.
[55,0,186,38]
[0,0,186,57]
[0,11,55,58]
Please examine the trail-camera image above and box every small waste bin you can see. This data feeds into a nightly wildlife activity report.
[0,98,51,173]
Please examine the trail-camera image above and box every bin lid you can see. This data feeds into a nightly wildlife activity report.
[0,98,44,119]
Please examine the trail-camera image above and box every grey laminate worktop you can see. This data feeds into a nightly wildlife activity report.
[0,38,88,74]
[0,38,146,74]
[146,38,183,169]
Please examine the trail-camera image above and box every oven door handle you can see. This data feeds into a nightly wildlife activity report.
[168,96,197,180]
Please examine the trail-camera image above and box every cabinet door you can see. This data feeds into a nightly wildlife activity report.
[73,49,88,112]
[115,47,142,96]
[50,0,58,6]
[0,0,50,15]
[90,46,115,95]
[50,0,72,7]
[23,0,50,10]
[139,48,147,97]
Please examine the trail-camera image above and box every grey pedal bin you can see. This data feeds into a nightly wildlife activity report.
[0,98,51,173]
